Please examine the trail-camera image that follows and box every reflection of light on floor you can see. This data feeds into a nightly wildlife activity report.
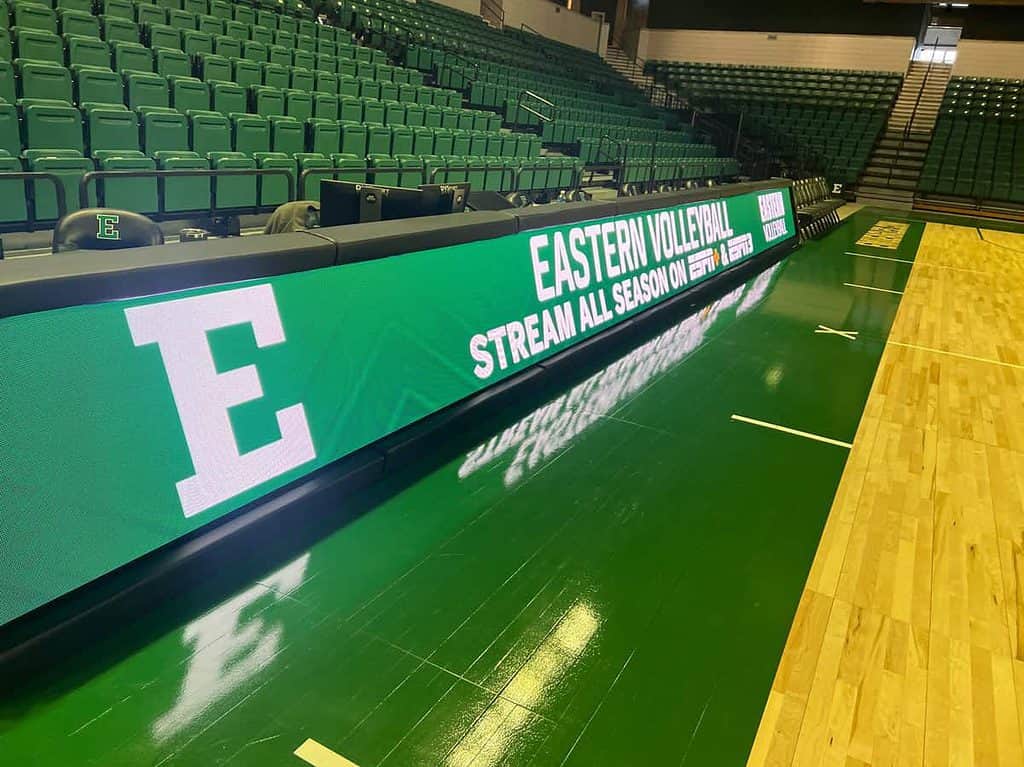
[446,602,600,767]
[764,365,784,390]
[151,553,310,743]
[458,264,784,487]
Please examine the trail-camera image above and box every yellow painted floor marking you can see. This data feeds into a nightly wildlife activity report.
[855,220,909,249]
[730,414,853,449]
[886,340,1024,369]
[294,739,360,767]
[843,282,904,295]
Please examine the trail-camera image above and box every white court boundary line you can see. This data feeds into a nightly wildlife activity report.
[730,414,853,449]
[294,739,360,767]
[846,251,914,264]
[844,282,904,295]
[886,340,1024,370]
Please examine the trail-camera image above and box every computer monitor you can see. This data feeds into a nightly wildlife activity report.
[319,181,469,227]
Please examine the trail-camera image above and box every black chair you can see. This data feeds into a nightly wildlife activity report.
[52,208,164,253]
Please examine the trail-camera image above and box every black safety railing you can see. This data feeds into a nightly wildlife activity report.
[0,172,66,234]
[512,90,556,132]
[80,168,296,220]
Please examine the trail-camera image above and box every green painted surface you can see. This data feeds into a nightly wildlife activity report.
[1,210,923,766]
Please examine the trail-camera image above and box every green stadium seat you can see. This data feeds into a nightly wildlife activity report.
[367,153,398,186]
[331,153,366,185]
[290,68,314,94]
[140,105,187,154]
[210,0,231,19]
[251,26,273,48]
[292,151,331,199]
[312,92,338,121]
[14,4,57,33]
[292,48,313,71]
[339,75,359,98]
[306,118,338,155]
[155,48,190,78]
[314,71,337,96]
[384,100,405,126]
[452,130,470,156]
[208,150,256,208]
[57,0,94,12]
[284,89,312,122]
[98,0,133,18]
[363,98,384,126]
[267,44,289,67]
[366,124,389,156]
[230,112,269,155]
[230,57,260,88]
[250,84,283,117]
[136,5,167,28]
[18,61,73,103]
[101,16,139,43]
[358,78,380,101]
[167,10,196,31]
[339,121,366,156]
[390,125,412,155]
[88,151,158,215]
[0,61,15,104]
[0,150,29,225]
[125,72,168,109]
[339,95,361,123]
[213,35,240,60]
[190,110,230,155]
[182,30,213,57]
[269,114,302,155]
[197,15,223,37]
[85,105,139,153]
[225,20,248,42]
[15,29,64,63]
[433,128,453,156]
[111,41,152,74]
[67,37,111,69]
[75,66,124,107]
[147,23,182,51]
[405,103,424,128]
[60,10,100,39]
[260,62,289,90]
[170,77,209,113]
[198,52,231,83]
[0,102,18,157]
[211,80,244,114]
[183,0,206,16]
[153,149,211,213]
[24,149,92,218]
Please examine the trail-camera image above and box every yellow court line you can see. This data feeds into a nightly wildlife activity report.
[886,340,1024,370]
[843,282,904,295]
[730,414,853,449]
[294,739,360,767]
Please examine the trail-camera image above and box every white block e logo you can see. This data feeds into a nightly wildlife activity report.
[125,284,316,518]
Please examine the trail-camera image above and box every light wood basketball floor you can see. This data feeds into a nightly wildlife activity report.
[748,219,1024,766]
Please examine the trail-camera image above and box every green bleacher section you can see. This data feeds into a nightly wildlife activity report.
[645,61,901,184]
[917,76,1024,205]
[0,0,740,230]
[341,0,736,186]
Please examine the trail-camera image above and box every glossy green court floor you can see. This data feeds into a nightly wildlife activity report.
[1,210,925,766]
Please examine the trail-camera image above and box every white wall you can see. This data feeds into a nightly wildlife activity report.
[638,29,914,73]
[503,0,608,54]
[428,0,482,16]
[953,40,1024,79]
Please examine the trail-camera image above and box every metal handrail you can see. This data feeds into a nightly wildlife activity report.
[480,0,504,29]
[80,168,296,217]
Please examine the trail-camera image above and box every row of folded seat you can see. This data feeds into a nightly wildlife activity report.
[3,31,427,89]
[3,0,344,44]
[0,150,580,223]
[0,64,472,124]
[0,100,542,219]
